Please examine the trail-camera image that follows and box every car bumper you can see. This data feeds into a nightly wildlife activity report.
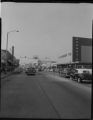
[26,72,36,75]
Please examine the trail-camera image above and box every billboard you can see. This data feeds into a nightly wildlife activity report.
[72,37,92,63]
[81,46,92,63]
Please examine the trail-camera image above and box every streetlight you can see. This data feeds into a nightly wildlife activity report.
[6,30,19,53]
[6,30,19,73]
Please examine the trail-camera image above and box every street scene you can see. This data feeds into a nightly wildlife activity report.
[1,2,93,119]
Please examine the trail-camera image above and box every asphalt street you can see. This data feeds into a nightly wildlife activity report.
[0,71,92,119]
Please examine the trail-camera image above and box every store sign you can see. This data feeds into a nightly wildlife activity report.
[59,54,67,58]
[12,46,14,56]
[59,52,71,59]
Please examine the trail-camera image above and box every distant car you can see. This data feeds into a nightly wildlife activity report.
[38,68,42,72]
[25,67,36,75]
[49,69,53,72]
[70,68,92,83]
[14,67,23,74]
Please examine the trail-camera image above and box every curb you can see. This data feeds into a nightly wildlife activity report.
[1,72,13,79]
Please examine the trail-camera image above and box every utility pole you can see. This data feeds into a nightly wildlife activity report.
[6,33,8,72]
[6,30,19,73]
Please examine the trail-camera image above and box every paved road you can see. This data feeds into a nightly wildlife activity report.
[0,72,91,119]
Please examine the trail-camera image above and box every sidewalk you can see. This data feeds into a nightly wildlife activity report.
[44,71,60,77]
[1,67,22,79]
[43,71,61,79]
[1,72,13,79]
[44,71,92,88]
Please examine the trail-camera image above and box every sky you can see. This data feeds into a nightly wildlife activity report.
[1,3,93,63]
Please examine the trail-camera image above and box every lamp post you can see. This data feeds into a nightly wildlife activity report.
[6,30,19,73]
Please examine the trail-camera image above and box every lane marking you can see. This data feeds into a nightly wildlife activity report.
[34,78,61,119]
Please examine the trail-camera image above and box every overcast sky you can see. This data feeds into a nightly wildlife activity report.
[1,3,93,62]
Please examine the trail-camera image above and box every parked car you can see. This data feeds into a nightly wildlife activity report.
[25,67,36,75]
[38,68,42,72]
[49,69,53,72]
[60,68,74,78]
[70,68,92,83]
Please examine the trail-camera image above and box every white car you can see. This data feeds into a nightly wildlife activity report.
[49,69,53,72]
[70,68,92,83]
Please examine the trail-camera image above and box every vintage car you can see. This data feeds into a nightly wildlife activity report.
[25,67,36,75]
[70,68,92,83]
[60,68,74,78]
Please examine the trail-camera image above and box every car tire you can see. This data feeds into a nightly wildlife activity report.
[77,78,81,83]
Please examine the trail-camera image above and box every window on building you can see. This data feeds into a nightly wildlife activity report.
[76,40,79,43]
[75,44,79,46]
[77,65,82,68]
[76,47,79,49]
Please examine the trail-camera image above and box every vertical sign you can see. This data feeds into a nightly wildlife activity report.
[12,46,14,56]
[12,46,14,64]
[72,37,80,62]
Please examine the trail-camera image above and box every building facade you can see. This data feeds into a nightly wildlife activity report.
[72,37,92,63]
[57,37,92,69]
[1,49,19,71]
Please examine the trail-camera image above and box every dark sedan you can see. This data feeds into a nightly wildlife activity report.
[25,67,36,75]
[60,68,74,78]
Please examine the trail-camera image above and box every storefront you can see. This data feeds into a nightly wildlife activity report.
[1,49,19,72]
